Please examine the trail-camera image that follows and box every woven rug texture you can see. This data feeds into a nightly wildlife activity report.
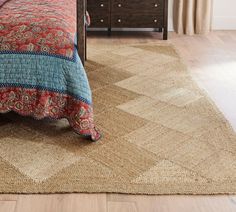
[0,43,236,194]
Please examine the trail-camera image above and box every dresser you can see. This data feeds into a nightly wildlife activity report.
[87,0,168,40]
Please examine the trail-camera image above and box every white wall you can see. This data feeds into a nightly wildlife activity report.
[168,0,174,31]
[212,0,236,30]
[168,0,236,31]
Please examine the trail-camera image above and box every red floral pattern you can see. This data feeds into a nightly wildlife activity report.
[0,0,76,58]
[0,87,101,141]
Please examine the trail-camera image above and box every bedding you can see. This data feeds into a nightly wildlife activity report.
[0,0,8,7]
[0,0,101,141]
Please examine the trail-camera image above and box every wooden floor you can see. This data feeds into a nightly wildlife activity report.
[1,31,236,212]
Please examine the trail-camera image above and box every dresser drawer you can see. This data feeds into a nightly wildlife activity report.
[111,0,164,14]
[89,14,109,27]
[111,14,163,28]
[87,0,110,27]
[87,0,110,14]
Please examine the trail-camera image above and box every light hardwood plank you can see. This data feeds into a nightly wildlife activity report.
[108,201,137,212]
[14,194,106,212]
[0,201,16,212]
[108,195,236,212]
[0,195,18,201]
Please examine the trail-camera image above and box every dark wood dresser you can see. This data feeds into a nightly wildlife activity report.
[87,0,168,40]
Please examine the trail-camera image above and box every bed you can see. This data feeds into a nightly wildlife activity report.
[0,0,101,141]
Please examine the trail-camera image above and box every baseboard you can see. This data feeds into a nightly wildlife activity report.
[213,16,236,30]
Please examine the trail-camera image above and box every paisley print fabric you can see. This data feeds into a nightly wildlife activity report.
[0,0,76,58]
[0,87,99,140]
[0,0,101,141]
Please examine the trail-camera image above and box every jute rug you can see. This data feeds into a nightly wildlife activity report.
[0,43,236,195]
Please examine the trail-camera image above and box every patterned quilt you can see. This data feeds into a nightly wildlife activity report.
[0,0,101,141]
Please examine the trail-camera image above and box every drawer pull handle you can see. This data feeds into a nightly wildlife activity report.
[154,3,159,7]
[154,19,158,23]
[117,19,122,23]
[100,3,104,7]
[118,3,122,7]
[100,19,104,23]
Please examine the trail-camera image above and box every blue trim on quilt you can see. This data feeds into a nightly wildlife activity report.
[0,47,78,62]
[0,50,92,104]
[0,83,92,105]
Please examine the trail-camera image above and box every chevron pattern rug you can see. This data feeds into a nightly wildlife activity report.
[0,43,236,194]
